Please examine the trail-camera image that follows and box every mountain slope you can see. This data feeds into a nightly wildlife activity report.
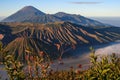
[2,6,110,28]
[4,37,59,61]
[1,22,120,45]
[2,6,60,23]
[0,22,120,60]
[2,6,45,22]
[53,12,109,28]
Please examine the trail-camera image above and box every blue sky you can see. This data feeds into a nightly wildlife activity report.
[0,0,120,17]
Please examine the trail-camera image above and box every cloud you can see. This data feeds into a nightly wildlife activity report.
[70,2,102,5]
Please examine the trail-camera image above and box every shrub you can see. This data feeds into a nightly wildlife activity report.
[1,46,120,80]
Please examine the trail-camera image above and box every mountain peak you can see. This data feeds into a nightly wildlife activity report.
[55,12,68,15]
[54,12,69,17]
[23,6,35,8]
[19,6,45,15]
[21,6,36,11]
[2,6,46,22]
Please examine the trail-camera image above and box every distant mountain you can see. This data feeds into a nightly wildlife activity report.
[53,12,109,28]
[2,6,61,23]
[2,6,45,22]
[2,6,109,28]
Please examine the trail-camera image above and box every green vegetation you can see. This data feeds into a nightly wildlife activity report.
[0,43,120,80]
[84,47,120,80]
[4,55,25,80]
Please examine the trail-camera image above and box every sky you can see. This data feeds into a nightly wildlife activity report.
[0,0,120,17]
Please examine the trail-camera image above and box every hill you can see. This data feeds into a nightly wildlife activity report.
[0,22,120,60]
[4,37,59,61]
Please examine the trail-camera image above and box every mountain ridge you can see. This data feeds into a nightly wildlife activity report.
[0,21,120,60]
[2,6,110,28]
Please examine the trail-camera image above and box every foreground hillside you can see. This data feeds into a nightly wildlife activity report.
[0,22,120,61]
